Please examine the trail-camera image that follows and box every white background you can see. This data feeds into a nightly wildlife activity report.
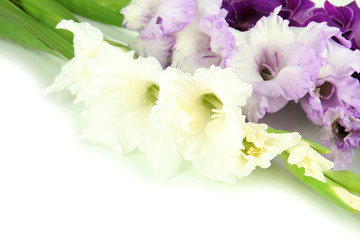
[1,1,360,239]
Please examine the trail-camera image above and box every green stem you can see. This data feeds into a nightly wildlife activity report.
[280,151,358,213]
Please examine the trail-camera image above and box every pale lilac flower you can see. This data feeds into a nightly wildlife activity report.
[171,0,235,73]
[319,107,360,170]
[229,7,322,122]
[300,37,360,125]
[301,75,360,125]
[121,0,196,68]
[297,24,360,170]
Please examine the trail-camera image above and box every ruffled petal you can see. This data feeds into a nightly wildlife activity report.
[140,0,196,38]
[57,20,105,62]
[121,0,163,31]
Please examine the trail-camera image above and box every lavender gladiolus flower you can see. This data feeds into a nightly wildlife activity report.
[300,37,360,125]
[121,0,196,68]
[171,0,235,73]
[229,7,322,122]
[301,76,360,125]
[320,107,360,170]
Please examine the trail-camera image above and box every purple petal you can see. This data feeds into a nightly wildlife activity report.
[198,9,235,67]
[252,42,320,101]
[329,75,360,110]
[243,93,288,122]
[140,0,196,38]
[347,1,360,49]
[319,107,360,169]
[130,36,174,69]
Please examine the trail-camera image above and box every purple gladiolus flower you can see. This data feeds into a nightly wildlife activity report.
[305,1,360,50]
[320,107,360,170]
[221,0,316,30]
[222,0,360,51]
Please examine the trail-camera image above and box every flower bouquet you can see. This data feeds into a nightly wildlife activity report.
[1,0,360,216]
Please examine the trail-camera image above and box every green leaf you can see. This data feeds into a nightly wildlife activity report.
[325,170,360,197]
[280,151,358,213]
[18,0,79,43]
[54,0,125,27]
[266,127,331,154]
[94,0,132,13]
[0,0,74,59]
[0,15,55,55]
[104,38,130,51]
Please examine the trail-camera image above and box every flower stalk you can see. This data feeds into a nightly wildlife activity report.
[280,151,359,213]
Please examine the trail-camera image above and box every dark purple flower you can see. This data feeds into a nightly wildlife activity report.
[221,0,316,30]
[305,1,360,50]
[222,0,360,51]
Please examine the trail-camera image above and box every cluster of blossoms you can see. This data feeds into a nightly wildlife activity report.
[45,19,317,184]
[3,0,360,214]
[223,0,360,170]
[121,0,360,171]
[32,0,359,212]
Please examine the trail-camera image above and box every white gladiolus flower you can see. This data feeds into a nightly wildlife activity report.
[233,123,302,178]
[43,20,129,103]
[149,66,252,182]
[44,20,300,182]
[149,65,300,183]
[44,20,166,167]
[81,54,163,156]
[287,141,334,182]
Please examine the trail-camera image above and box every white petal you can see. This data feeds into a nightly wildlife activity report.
[57,20,105,61]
